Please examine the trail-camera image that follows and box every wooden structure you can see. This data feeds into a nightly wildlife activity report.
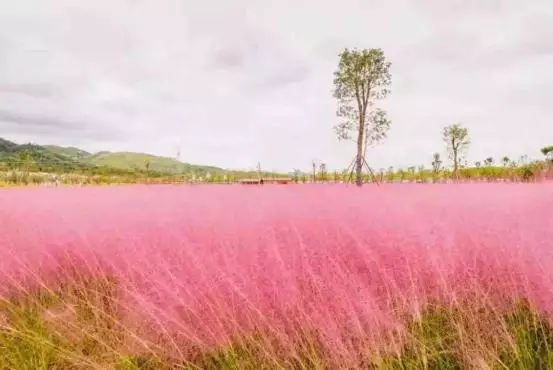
[239,177,292,185]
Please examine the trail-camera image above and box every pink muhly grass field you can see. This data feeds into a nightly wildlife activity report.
[1,183,553,363]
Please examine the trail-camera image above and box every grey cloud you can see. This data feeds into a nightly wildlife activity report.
[195,13,312,91]
[206,28,261,70]
[415,0,510,20]
[402,0,553,72]
[210,48,247,69]
[1,0,552,171]
[0,109,125,140]
[0,110,78,130]
[0,83,66,98]
[251,64,311,90]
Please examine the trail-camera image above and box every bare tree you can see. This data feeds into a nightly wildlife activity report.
[407,166,416,182]
[386,166,394,182]
[443,124,470,180]
[292,169,301,183]
[319,162,327,182]
[431,152,442,174]
[417,165,425,182]
[518,155,528,165]
[144,159,150,180]
[333,48,392,187]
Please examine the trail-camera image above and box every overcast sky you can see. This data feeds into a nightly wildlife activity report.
[1,0,552,172]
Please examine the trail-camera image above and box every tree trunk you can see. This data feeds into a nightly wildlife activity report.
[453,150,458,180]
[355,120,365,187]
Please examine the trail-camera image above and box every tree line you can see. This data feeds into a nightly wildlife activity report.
[332,47,552,185]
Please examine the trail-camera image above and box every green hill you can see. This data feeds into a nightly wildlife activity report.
[43,145,91,160]
[83,151,223,174]
[0,138,18,152]
[0,139,92,170]
[1,138,233,176]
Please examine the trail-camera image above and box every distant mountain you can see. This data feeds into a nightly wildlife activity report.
[0,138,18,152]
[83,151,223,174]
[0,139,92,169]
[1,138,238,175]
[43,145,91,160]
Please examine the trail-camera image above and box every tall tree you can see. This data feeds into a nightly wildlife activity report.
[333,48,392,187]
[443,124,470,180]
[502,156,510,167]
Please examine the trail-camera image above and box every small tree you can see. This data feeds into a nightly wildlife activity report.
[144,159,150,180]
[398,168,407,182]
[431,152,442,175]
[543,145,553,177]
[386,166,395,182]
[407,166,416,181]
[417,165,425,182]
[502,156,510,167]
[541,146,553,161]
[292,169,301,183]
[319,162,327,182]
[333,48,392,187]
[18,150,32,184]
[443,124,470,180]
[341,168,349,183]
[481,157,496,181]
